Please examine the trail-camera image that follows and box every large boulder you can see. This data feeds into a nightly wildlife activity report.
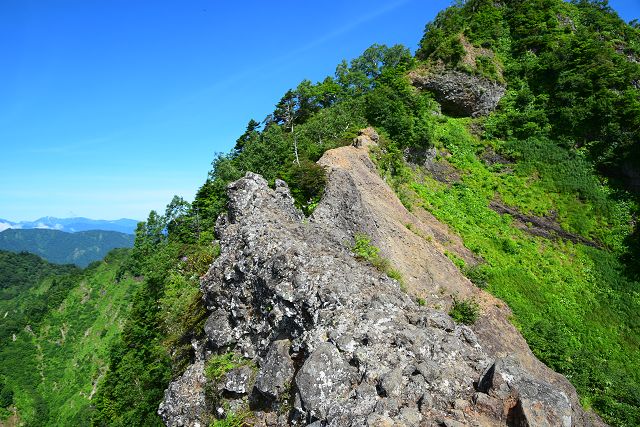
[295,342,354,419]
[477,358,572,427]
[410,69,505,117]
[255,339,295,400]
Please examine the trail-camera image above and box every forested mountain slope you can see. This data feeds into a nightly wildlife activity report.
[0,249,138,426]
[0,217,138,234]
[0,229,135,267]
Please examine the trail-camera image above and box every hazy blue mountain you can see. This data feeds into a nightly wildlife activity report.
[0,217,139,234]
[0,229,135,267]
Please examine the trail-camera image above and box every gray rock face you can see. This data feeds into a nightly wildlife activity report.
[403,145,437,167]
[159,172,582,426]
[410,69,506,117]
[295,342,354,419]
[255,339,295,399]
[223,365,254,395]
[478,358,573,427]
[158,361,208,427]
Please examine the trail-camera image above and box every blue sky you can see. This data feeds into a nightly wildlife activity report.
[1,0,638,222]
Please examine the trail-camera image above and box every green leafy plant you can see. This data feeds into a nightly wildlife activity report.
[352,233,405,289]
[449,297,480,325]
[352,233,381,262]
[210,409,252,427]
[204,353,251,383]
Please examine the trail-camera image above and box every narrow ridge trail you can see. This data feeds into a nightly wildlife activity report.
[312,128,605,426]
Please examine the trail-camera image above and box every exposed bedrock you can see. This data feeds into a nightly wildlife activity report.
[159,131,604,426]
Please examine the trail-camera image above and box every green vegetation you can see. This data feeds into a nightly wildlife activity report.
[92,202,219,426]
[204,353,253,383]
[352,233,405,288]
[0,249,137,426]
[209,410,251,427]
[352,233,381,261]
[448,296,480,325]
[418,0,640,193]
[405,3,640,422]
[0,251,79,344]
[0,229,135,267]
[406,117,639,425]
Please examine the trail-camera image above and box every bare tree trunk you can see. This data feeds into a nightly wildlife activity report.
[292,123,300,166]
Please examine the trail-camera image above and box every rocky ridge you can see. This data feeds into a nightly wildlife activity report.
[159,130,603,426]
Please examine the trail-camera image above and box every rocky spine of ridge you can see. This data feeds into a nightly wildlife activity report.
[158,130,604,426]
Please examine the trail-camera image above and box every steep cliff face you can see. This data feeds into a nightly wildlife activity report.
[159,132,603,426]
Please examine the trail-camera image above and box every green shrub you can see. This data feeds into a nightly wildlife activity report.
[210,410,252,427]
[286,160,327,216]
[449,297,480,325]
[463,264,490,288]
[352,233,405,288]
[204,353,250,383]
[352,233,381,262]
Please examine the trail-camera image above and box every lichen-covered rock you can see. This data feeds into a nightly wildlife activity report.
[158,361,208,427]
[255,339,295,400]
[223,365,254,395]
[477,358,572,427]
[295,342,354,419]
[158,170,592,426]
[409,69,505,117]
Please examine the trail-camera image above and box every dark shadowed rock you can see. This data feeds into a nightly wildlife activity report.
[410,69,505,117]
[255,339,295,400]
[204,308,235,348]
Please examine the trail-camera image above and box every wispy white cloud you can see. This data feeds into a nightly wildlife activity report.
[155,0,412,115]
[26,135,116,155]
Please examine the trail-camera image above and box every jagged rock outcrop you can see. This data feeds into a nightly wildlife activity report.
[409,69,505,117]
[158,134,600,425]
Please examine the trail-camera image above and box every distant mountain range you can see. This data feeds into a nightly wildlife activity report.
[0,216,139,234]
[0,229,135,267]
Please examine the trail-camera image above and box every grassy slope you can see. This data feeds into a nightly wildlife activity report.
[0,250,137,426]
[401,116,640,425]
